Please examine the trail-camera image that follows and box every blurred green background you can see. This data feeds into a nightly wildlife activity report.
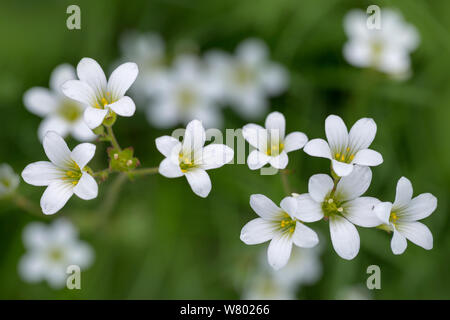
[1,0,449,299]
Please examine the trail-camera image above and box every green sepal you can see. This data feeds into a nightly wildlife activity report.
[108,147,140,172]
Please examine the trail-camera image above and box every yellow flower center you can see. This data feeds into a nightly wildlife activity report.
[58,100,82,123]
[179,153,197,173]
[48,248,64,262]
[234,64,254,85]
[63,162,82,185]
[266,143,284,156]
[177,88,196,109]
[322,197,344,217]
[390,211,399,226]
[334,147,355,163]
[279,213,296,234]
[94,92,115,109]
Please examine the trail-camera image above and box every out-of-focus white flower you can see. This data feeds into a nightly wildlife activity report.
[295,166,382,260]
[156,120,234,198]
[242,111,308,170]
[304,115,383,177]
[147,55,223,128]
[343,9,419,77]
[240,194,319,270]
[21,131,98,215]
[0,163,20,197]
[23,64,96,141]
[118,31,166,100]
[62,58,138,129]
[19,218,94,289]
[242,270,297,300]
[373,177,437,255]
[206,38,288,119]
[336,285,372,300]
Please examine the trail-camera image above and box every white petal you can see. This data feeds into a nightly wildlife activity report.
[308,174,334,202]
[40,180,74,215]
[303,138,332,159]
[71,120,97,142]
[343,197,382,227]
[21,161,62,186]
[325,115,348,154]
[76,57,107,99]
[158,158,183,178]
[83,107,108,129]
[18,253,46,283]
[108,96,136,117]
[391,228,407,255]
[284,132,308,153]
[182,119,206,154]
[237,38,268,65]
[146,100,179,129]
[200,144,234,170]
[343,40,371,68]
[68,241,94,268]
[267,232,293,270]
[261,63,288,95]
[280,196,297,217]
[50,64,76,93]
[352,149,383,167]
[397,221,433,250]
[329,215,360,260]
[184,168,212,198]
[43,131,73,168]
[399,193,437,222]
[335,166,372,201]
[393,177,413,209]
[268,151,288,169]
[23,88,58,116]
[265,111,285,140]
[247,150,270,170]
[242,123,267,150]
[240,218,277,245]
[71,143,95,169]
[250,194,283,220]
[331,159,354,177]
[107,62,138,100]
[294,194,324,222]
[292,222,319,248]
[38,117,70,141]
[51,218,77,244]
[22,222,49,249]
[348,118,377,152]
[61,80,97,106]
[155,136,181,158]
[73,172,98,200]
[373,202,392,225]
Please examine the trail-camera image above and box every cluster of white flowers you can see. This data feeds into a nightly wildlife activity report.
[240,114,437,269]
[19,218,94,289]
[118,33,289,128]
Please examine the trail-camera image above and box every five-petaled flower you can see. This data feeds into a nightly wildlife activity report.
[156,119,234,198]
[23,64,96,141]
[240,194,319,270]
[304,115,383,177]
[295,166,382,260]
[19,218,94,289]
[373,177,437,255]
[21,131,98,215]
[61,57,138,129]
[243,111,308,170]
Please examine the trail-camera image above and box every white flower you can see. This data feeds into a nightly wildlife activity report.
[373,177,437,255]
[336,285,372,300]
[147,55,223,129]
[343,9,419,77]
[205,38,288,119]
[304,115,383,177]
[23,64,96,141]
[21,131,98,215]
[0,163,20,197]
[156,119,234,198]
[242,270,297,300]
[242,111,308,170]
[61,57,138,129]
[240,194,319,270]
[118,31,166,100]
[18,218,94,289]
[295,166,382,260]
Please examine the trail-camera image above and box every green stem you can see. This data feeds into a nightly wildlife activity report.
[129,167,159,176]
[98,173,127,224]
[106,125,121,151]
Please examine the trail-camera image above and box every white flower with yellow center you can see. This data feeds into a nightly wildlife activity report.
[0,163,20,197]
[304,115,383,177]
[206,38,288,119]
[156,119,234,198]
[240,194,319,270]
[295,166,382,260]
[19,218,94,289]
[61,57,138,129]
[373,177,437,255]
[343,9,419,77]
[23,64,96,141]
[21,131,98,215]
[242,111,308,170]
